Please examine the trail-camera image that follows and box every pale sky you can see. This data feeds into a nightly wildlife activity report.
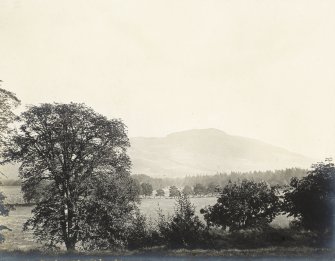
[0,0,334,159]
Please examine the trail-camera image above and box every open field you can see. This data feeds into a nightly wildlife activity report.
[0,186,291,251]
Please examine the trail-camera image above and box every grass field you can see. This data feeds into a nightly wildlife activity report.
[0,186,291,250]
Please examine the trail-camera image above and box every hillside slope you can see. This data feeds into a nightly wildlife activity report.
[129,128,312,178]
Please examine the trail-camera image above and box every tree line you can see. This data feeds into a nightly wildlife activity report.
[133,182,219,198]
[132,168,308,192]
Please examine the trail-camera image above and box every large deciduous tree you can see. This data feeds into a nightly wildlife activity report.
[201,180,280,231]
[283,159,335,233]
[140,182,153,197]
[3,103,139,250]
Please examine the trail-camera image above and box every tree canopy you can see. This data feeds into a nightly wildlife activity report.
[141,182,153,197]
[201,180,280,231]
[3,103,139,250]
[283,159,335,233]
[169,186,180,198]
[156,188,165,197]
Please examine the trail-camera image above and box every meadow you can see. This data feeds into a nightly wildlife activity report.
[0,186,291,251]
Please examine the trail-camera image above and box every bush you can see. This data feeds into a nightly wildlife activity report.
[124,211,162,249]
[283,159,335,233]
[157,193,209,248]
[201,179,280,231]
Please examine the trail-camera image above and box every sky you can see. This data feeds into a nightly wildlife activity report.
[0,0,334,160]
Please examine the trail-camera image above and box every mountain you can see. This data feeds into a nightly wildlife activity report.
[129,128,313,178]
[0,128,313,180]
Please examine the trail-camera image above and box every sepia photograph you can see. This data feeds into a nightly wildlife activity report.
[0,0,335,260]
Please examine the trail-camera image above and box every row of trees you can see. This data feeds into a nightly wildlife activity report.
[126,161,335,249]
[170,183,220,197]
[131,168,308,191]
[134,183,220,198]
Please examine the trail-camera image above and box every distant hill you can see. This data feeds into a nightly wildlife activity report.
[129,128,313,178]
[0,128,313,179]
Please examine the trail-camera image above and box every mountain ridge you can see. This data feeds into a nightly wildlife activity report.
[129,128,313,178]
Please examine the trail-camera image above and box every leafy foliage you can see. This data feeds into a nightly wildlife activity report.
[283,159,335,233]
[3,103,138,250]
[0,85,19,243]
[155,188,165,197]
[183,168,307,187]
[193,183,206,196]
[124,211,162,249]
[169,186,180,198]
[75,173,140,250]
[157,193,208,248]
[141,182,153,197]
[0,191,12,243]
[132,168,307,192]
[201,180,280,231]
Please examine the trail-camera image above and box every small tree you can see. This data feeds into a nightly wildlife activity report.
[182,185,193,196]
[169,186,180,198]
[156,188,165,197]
[193,183,206,196]
[283,159,335,233]
[158,193,207,248]
[141,183,153,197]
[201,180,280,231]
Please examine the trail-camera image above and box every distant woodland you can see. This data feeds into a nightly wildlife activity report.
[132,168,307,190]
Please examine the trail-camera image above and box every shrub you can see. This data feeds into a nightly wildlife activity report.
[201,179,280,231]
[157,193,209,248]
[125,211,162,249]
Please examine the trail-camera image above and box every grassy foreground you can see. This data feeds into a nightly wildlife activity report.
[0,247,335,261]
